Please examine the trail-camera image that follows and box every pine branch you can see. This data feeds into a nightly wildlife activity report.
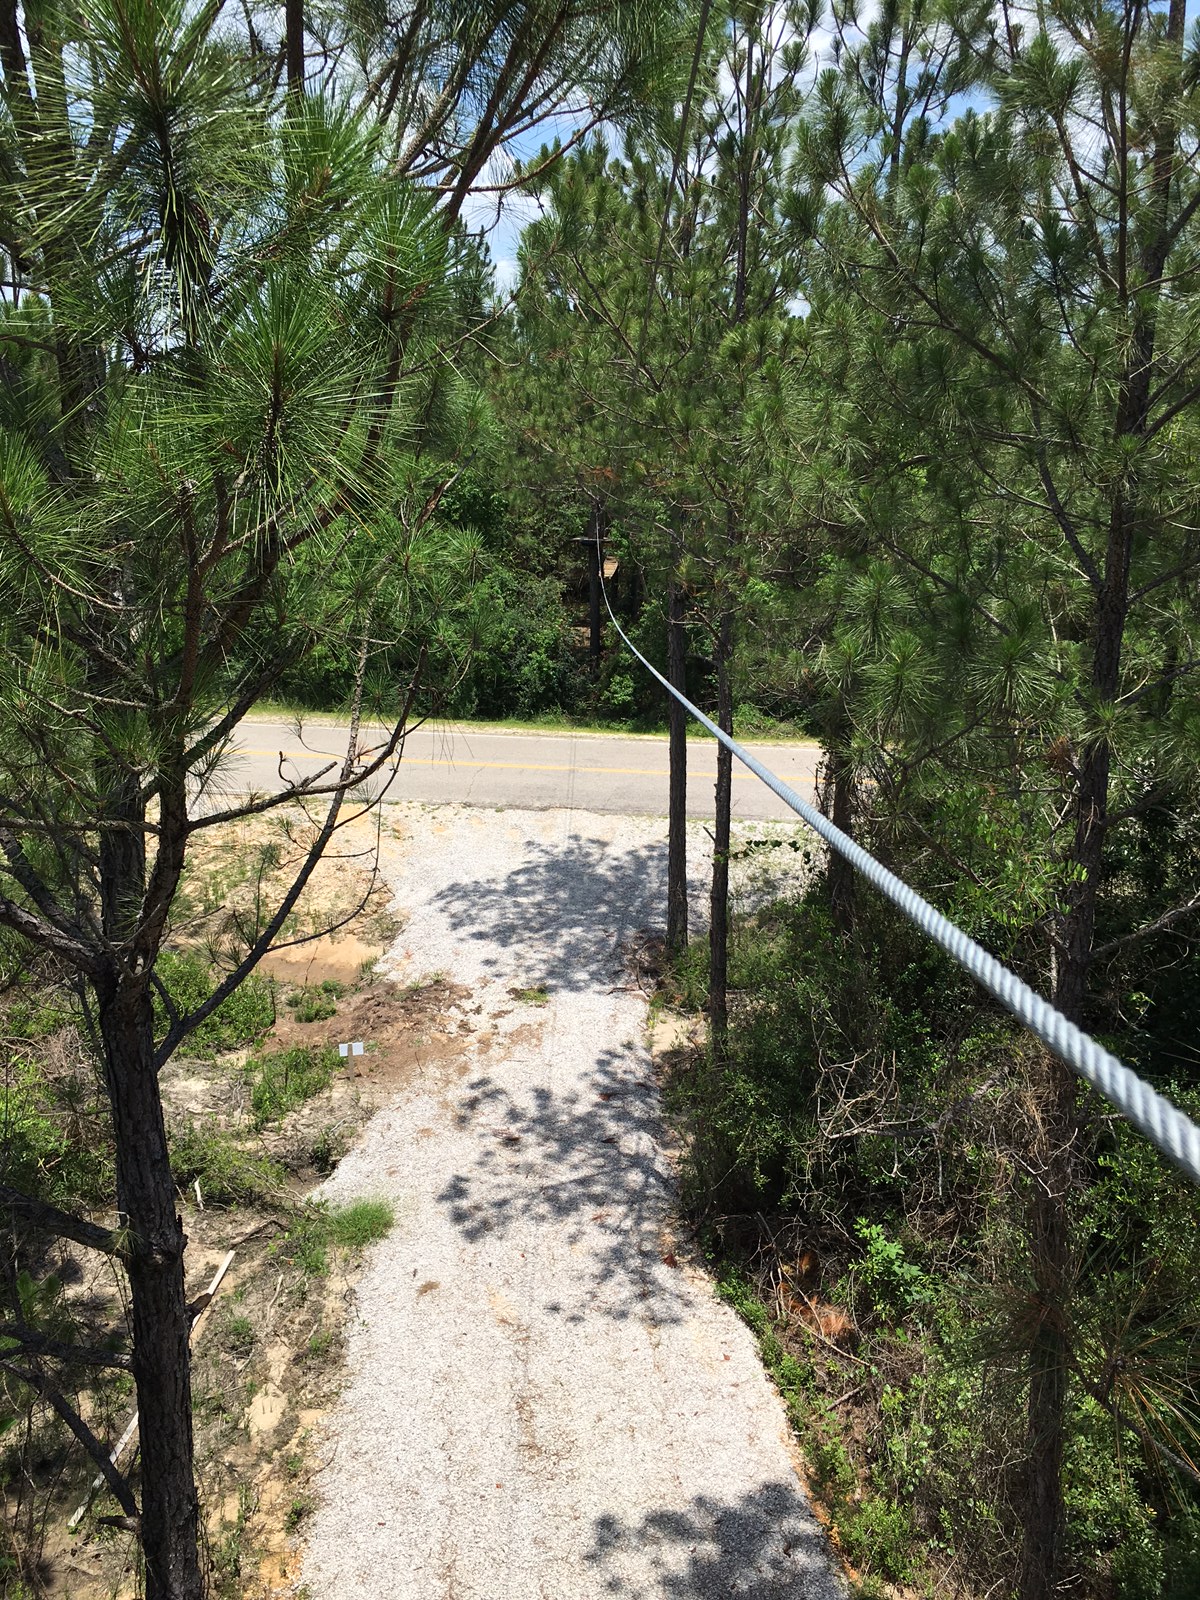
[0,1186,131,1261]
[0,1359,139,1519]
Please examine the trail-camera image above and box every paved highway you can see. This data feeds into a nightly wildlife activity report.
[220,718,821,822]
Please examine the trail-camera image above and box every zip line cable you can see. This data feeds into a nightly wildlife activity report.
[597,555,1200,1188]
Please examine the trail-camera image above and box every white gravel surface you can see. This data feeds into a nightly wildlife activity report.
[302,803,841,1600]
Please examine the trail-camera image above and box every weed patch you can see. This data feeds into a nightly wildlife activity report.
[244,1044,339,1128]
[286,980,343,1024]
[155,951,274,1057]
[278,1199,395,1277]
[170,1120,284,1206]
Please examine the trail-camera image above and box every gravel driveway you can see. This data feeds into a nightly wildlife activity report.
[302,803,841,1599]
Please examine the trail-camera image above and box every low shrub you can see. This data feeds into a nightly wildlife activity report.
[169,1120,284,1206]
[244,1044,339,1128]
[154,952,274,1057]
[287,980,343,1024]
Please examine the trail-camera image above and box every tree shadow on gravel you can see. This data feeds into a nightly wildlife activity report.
[435,1035,688,1324]
[431,832,671,992]
[585,1480,837,1598]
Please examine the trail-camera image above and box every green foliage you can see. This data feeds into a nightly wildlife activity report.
[309,1125,349,1175]
[851,1223,929,1324]
[286,981,343,1024]
[279,1199,395,1277]
[155,953,275,1058]
[667,878,1200,1593]
[0,1048,113,1208]
[327,1200,394,1250]
[169,1121,284,1207]
[513,986,550,1006]
[838,1496,918,1583]
[223,1314,256,1359]
[244,1045,339,1129]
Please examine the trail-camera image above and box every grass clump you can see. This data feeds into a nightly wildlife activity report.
[286,980,343,1024]
[513,985,550,1006]
[170,1120,284,1206]
[224,1313,256,1359]
[245,1043,339,1128]
[279,1198,395,1276]
[327,1198,394,1249]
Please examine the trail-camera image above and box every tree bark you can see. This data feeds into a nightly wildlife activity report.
[97,769,201,1600]
[708,606,733,1061]
[1018,1055,1077,1600]
[98,984,201,1600]
[285,0,304,97]
[826,730,856,935]
[666,517,688,956]
[587,503,603,670]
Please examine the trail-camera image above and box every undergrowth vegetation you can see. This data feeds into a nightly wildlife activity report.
[662,880,1200,1599]
[0,944,383,1589]
[244,1043,341,1130]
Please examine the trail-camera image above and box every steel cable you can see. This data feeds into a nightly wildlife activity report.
[599,566,1200,1187]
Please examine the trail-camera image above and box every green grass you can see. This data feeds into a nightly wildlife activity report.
[286,980,343,1024]
[170,1120,284,1206]
[224,1313,256,1358]
[305,1329,335,1361]
[245,1043,340,1128]
[284,1493,315,1532]
[513,985,550,1006]
[279,1198,396,1276]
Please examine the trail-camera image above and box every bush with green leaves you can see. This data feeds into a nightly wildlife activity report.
[154,952,275,1058]
[666,880,1200,1595]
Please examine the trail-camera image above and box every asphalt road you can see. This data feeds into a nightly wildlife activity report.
[221,718,821,822]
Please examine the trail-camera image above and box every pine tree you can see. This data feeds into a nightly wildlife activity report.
[798,3,1200,1589]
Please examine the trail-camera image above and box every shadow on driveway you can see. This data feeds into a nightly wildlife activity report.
[431,832,670,992]
[435,1033,681,1324]
[586,1481,837,1597]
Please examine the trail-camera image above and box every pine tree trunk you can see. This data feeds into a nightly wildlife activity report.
[587,504,603,670]
[98,985,201,1600]
[826,729,856,935]
[97,770,201,1600]
[285,0,304,96]
[1018,13,1184,1587]
[708,608,733,1060]
[666,519,688,956]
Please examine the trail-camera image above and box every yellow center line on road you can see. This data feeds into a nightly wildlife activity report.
[234,748,817,782]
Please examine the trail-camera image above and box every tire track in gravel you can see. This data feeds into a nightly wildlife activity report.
[302,803,842,1600]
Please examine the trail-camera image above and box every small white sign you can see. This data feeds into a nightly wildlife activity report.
[351,1041,364,1057]
[339,1042,349,1057]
